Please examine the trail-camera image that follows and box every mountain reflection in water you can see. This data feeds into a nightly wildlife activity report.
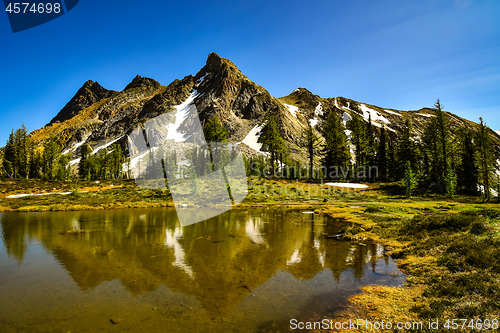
[0,208,404,332]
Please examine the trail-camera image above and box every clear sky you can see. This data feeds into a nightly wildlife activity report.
[1,0,499,144]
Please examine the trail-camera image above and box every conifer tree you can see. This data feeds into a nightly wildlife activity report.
[421,100,452,189]
[321,108,350,179]
[402,161,418,198]
[258,113,288,175]
[476,117,495,201]
[79,144,92,180]
[387,136,397,181]
[364,114,376,180]
[347,112,365,170]
[457,127,478,194]
[43,135,61,179]
[3,131,16,178]
[376,126,388,181]
[300,122,321,179]
[396,119,419,179]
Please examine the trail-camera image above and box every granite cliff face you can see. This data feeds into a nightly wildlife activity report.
[29,53,500,163]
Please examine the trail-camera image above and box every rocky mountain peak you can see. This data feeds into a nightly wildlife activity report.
[49,80,113,124]
[198,52,241,79]
[124,75,161,91]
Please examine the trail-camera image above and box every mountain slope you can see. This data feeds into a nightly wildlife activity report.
[27,53,499,166]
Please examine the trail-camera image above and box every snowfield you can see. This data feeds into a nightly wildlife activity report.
[165,92,197,142]
[241,124,264,152]
[417,113,435,118]
[284,103,299,118]
[359,104,390,125]
[314,102,323,116]
[384,109,403,117]
[92,136,124,155]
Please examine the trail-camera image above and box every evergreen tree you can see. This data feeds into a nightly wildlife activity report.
[79,144,92,180]
[387,136,397,181]
[402,161,418,198]
[300,122,321,179]
[476,117,495,201]
[435,99,450,182]
[14,124,31,178]
[376,126,388,181]
[258,113,288,175]
[29,149,42,179]
[2,131,16,178]
[444,164,457,198]
[457,127,478,194]
[42,135,61,179]
[110,144,124,179]
[204,117,229,144]
[347,112,366,170]
[396,119,419,179]
[421,100,451,189]
[364,114,376,180]
[56,154,69,180]
[321,108,350,179]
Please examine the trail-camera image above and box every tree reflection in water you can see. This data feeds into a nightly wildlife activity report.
[0,209,404,332]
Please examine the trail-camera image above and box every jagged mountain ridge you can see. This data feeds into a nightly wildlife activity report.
[29,52,500,164]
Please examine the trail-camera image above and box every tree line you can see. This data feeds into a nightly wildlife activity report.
[246,100,498,200]
[1,124,125,181]
[1,101,498,200]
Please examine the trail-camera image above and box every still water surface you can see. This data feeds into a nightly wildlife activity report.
[0,208,404,332]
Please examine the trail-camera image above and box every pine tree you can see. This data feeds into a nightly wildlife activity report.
[347,112,365,170]
[387,136,397,181]
[321,108,351,179]
[300,122,321,179]
[421,100,452,190]
[258,113,288,175]
[402,161,418,198]
[14,124,31,178]
[476,117,495,201]
[457,127,478,194]
[435,99,450,183]
[79,144,92,179]
[396,119,419,179]
[204,117,229,144]
[364,114,376,180]
[42,135,61,179]
[376,126,388,181]
[2,131,16,178]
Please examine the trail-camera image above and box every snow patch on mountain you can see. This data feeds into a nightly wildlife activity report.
[314,102,323,116]
[196,73,208,85]
[284,103,298,118]
[241,124,264,152]
[343,111,352,123]
[384,109,402,117]
[310,118,318,126]
[165,92,197,142]
[359,104,390,125]
[495,130,500,136]
[417,113,435,118]
[92,136,124,155]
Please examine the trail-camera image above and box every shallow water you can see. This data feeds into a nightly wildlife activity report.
[0,208,404,332]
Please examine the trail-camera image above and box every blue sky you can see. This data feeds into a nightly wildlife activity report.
[1,0,499,144]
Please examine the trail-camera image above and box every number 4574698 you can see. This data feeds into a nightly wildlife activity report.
[5,3,61,14]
